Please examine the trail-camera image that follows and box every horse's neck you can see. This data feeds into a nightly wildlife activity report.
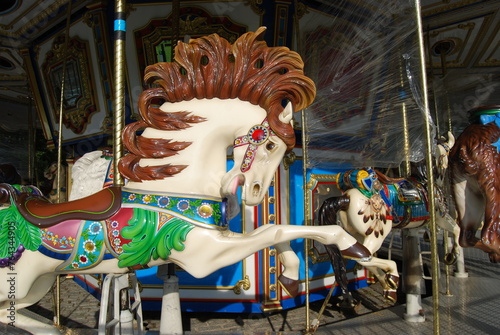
[126,138,228,198]
[125,98,267,198]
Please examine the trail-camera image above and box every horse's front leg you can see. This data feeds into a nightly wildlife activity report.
[243,224,300,296]
[453,176,485,249]
[245,224,300,280]
[274,242,300,297]
[173,225,371,279]
[436,214,462,265]
[482,189,500,262]
[351,235,399,303]
[362,258,399,303]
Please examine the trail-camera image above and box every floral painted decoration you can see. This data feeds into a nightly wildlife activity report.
[122,190,225,229]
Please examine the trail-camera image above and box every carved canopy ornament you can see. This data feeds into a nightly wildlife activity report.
[42,35,97,134]
[119,27,316,182]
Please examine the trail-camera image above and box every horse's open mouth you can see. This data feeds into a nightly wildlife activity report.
[226,174,245,196]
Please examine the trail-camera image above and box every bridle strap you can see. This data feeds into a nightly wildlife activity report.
[234,119,276,172]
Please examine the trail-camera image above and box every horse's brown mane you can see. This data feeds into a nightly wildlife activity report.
[119,27,316,182]
[450,122,500,177]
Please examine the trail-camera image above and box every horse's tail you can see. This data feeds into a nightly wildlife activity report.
[318,196,352,298]
[318,196,350,227]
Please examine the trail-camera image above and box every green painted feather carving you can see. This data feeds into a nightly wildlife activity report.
[118,208,194,268]
[0,205,42,258]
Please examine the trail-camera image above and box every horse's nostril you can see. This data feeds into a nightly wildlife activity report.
[252,183,261,196]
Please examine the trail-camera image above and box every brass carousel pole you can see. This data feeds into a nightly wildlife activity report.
[113,0,126,187]
[53,0,73,327]
[415,1,440,333]
[400,62,411,177]
[426,24,453,298]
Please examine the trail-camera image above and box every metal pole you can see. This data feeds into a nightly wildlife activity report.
[113,0,126,186]
[415,1,440,333]
[56,0,72,204]
[53,0,73,326]
[426,23,453,297]
[399,56,410,177]
[293,2,312,331]
[27,97,34,182]
[301,108,312,333]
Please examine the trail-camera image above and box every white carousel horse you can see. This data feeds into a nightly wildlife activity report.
[450,105,500,263]
[318,132,458,303]
[69,148,304,296]
[0,28,371,334]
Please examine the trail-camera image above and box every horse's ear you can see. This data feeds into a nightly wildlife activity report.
[279,101,293,125]
[447,131,455,148]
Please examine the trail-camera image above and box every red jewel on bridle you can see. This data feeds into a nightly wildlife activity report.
[248,125,270,144]
[234,119,275,172]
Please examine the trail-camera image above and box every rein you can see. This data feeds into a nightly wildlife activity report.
[233,119,276,172]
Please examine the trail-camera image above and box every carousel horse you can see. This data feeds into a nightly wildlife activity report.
[68,148,304,296]
[449,105,500,263]
[0,28,371,334]
[319,132,457,303]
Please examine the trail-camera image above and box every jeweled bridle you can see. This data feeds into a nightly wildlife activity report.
[233,119,277,172]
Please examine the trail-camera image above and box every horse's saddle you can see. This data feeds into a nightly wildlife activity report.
[395,179,424,204]
[371,170,424,203]
[0,183,121,228]
[336,168,379,195]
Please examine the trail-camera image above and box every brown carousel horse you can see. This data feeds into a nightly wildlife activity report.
[450,105,500,263]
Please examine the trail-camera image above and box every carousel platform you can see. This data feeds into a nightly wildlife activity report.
[3,235,500,335]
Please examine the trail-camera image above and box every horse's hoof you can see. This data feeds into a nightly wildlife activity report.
[340,242,371,262]
[278,274,299,297]
[383,289,397,303]
[386,274,399,290]
[443,252,457,265]
[337,297,359,310]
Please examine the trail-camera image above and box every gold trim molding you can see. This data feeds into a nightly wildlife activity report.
[232,275,251,294]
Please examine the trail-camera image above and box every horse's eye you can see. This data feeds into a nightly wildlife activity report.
[266,142,276,151]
